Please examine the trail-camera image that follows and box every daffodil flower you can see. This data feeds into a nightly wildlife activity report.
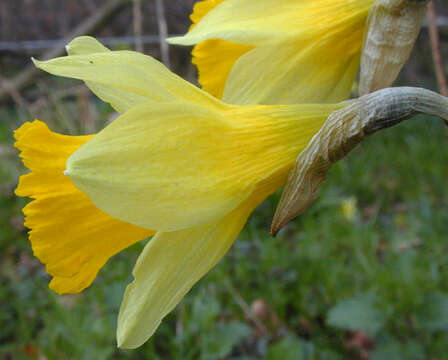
[168,0,376,104]
[15,37,344,348]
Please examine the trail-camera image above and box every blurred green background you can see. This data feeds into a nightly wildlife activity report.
[1,1,448,359]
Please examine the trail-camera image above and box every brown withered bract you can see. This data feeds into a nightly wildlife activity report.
[271,87,448,235]
[359,0,429,95]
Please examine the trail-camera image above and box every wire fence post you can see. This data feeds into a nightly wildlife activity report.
[155,0,170,68]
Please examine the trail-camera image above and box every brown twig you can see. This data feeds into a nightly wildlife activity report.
[0,71,33,124]
[155,0,171,68]
[132,0,144,53]
[0,0,130,103]
[0,72,30,110]
[223,279,267,335]
[428,1,448,97]
[77,86,97,134]
[28,85,86,114]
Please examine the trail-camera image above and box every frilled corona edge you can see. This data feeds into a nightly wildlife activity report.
[271,87,448,235]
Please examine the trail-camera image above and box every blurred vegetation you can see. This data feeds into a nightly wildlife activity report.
[1,0,448,359]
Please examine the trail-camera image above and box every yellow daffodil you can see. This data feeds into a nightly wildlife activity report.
[168,0,376,104]
[15,36,345,348]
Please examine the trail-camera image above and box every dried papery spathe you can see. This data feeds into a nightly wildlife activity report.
[359,0,429,95]
[271,87,448,235]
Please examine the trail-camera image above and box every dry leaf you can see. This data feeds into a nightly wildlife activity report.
[359,0,428,95]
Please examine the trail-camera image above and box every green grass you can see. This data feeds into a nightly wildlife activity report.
[1,100,447,359]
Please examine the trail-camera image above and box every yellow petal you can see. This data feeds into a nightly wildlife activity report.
[169,0,374,47]
[169,0,298,46]
[170,0,374,104]
[192,39,253,99]
[33,45,219,113]
[222,35,362,105]
[117,192,263,348]
[189,0,226,29]
[65,36,110,55]
[15,120,154,294]
[187,0,254,98]
[65,101,340,232]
